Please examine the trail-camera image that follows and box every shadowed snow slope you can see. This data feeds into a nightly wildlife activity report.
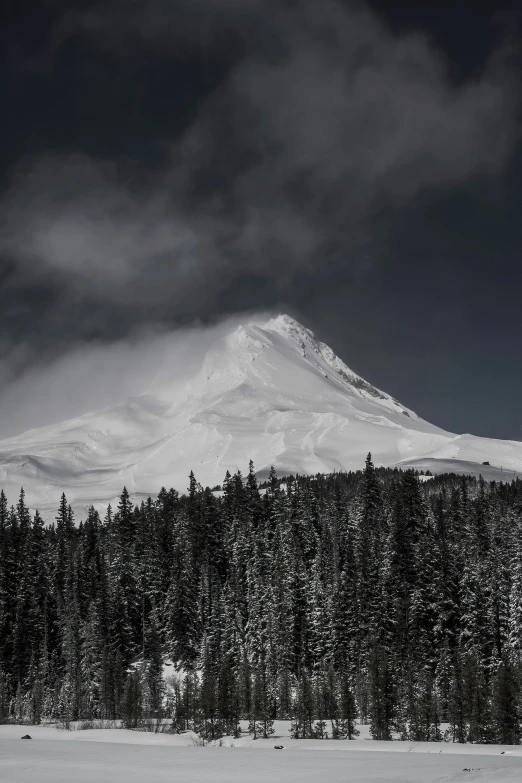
[0,314,521,519]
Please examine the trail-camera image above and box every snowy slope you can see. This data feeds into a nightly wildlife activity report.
[0,314,521,519]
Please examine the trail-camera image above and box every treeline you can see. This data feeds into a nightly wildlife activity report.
[1,457,522,743]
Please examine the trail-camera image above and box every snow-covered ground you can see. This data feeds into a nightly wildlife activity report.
[0,314,521,520]
[1,722,521,782]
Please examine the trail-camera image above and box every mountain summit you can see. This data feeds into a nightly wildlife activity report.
[1,314,521,518]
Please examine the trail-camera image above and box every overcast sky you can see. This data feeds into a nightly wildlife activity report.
[1,0,521,440]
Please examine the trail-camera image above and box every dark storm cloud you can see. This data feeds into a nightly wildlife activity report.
[0,0,520,366]
[52,0,271,55]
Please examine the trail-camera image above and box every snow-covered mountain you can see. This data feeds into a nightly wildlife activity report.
[1,314,521,519]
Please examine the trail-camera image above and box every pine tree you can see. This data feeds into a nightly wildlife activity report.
[122,671,143,728]
[368,641,395,741]
[291,669,314,739]
[145,610,164,718]
[248,668,274,739]
[80,602,103,719]
[198,634,221,739]
[0,491,9,673]
[0,464,521,742]
[508,513,522,663]
[165,534,201,670]
[338,674,359,739]
[491,660,520,745]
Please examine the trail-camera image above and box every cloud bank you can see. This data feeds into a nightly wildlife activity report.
[0,0,520,390]
[0,311,279,439]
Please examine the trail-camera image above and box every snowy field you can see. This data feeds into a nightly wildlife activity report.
[1,723,522,783]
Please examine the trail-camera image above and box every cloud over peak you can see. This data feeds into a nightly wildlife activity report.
[1,0,520,348]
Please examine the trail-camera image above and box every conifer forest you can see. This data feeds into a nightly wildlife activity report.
[1,456,522,744]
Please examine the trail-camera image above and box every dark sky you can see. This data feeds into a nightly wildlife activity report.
[1,0,522,439]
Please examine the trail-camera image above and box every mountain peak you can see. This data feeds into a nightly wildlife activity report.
[1,313,522,519]
[256,314,409,416]
[263,313,316,342]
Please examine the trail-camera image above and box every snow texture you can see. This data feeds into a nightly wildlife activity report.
[1,723,522,782]
[0,314,521,519]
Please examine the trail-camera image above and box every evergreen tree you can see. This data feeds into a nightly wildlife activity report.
[0,465,520,743]
[491,661,520,745]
